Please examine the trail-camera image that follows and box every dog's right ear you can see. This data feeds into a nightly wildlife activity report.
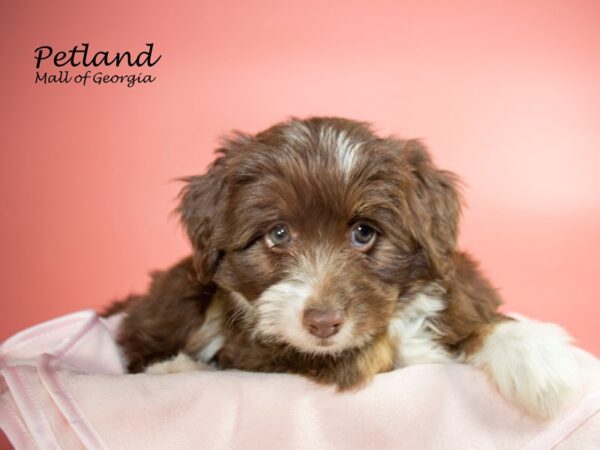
[178,153,230,284]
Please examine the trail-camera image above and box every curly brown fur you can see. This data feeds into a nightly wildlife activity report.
[107,117,578,418]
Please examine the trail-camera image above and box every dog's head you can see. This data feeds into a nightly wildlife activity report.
[179,117,461,355]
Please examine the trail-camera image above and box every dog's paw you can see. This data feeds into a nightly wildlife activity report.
[469,320,580,420]
[145,352,213,375]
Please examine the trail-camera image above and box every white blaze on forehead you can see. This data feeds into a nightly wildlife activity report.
[319,126,362,179]
[282,122,362,180]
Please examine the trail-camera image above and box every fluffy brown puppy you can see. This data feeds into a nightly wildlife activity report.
[107,117,579,420]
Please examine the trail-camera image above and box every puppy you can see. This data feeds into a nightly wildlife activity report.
[107,117,579,420]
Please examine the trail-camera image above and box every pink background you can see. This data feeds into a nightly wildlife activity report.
[1,0,599,359]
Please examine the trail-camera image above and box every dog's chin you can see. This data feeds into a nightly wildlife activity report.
[303,337,340,354]
[280,331,362,357]
[292,342,348,356]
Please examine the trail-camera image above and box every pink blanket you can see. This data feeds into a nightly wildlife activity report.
[1,311,599,449]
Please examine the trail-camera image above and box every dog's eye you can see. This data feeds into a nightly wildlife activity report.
[266,224,292,248]
[350,222,377,251]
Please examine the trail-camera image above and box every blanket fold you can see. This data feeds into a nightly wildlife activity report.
[1,310,599,449]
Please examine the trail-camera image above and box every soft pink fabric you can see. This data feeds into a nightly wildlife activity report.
[0,311,598,450]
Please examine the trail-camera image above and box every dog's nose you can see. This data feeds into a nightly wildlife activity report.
[303,308,344,338]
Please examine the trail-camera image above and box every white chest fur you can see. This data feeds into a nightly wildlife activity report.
[388,291,454,367]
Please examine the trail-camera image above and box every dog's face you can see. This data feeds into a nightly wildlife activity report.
[180,118,460,356]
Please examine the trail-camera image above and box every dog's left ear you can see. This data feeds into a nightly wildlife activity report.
[402,139,462,280]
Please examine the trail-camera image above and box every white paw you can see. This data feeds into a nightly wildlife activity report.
[145,352,213,375]
[470,320,580,420]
